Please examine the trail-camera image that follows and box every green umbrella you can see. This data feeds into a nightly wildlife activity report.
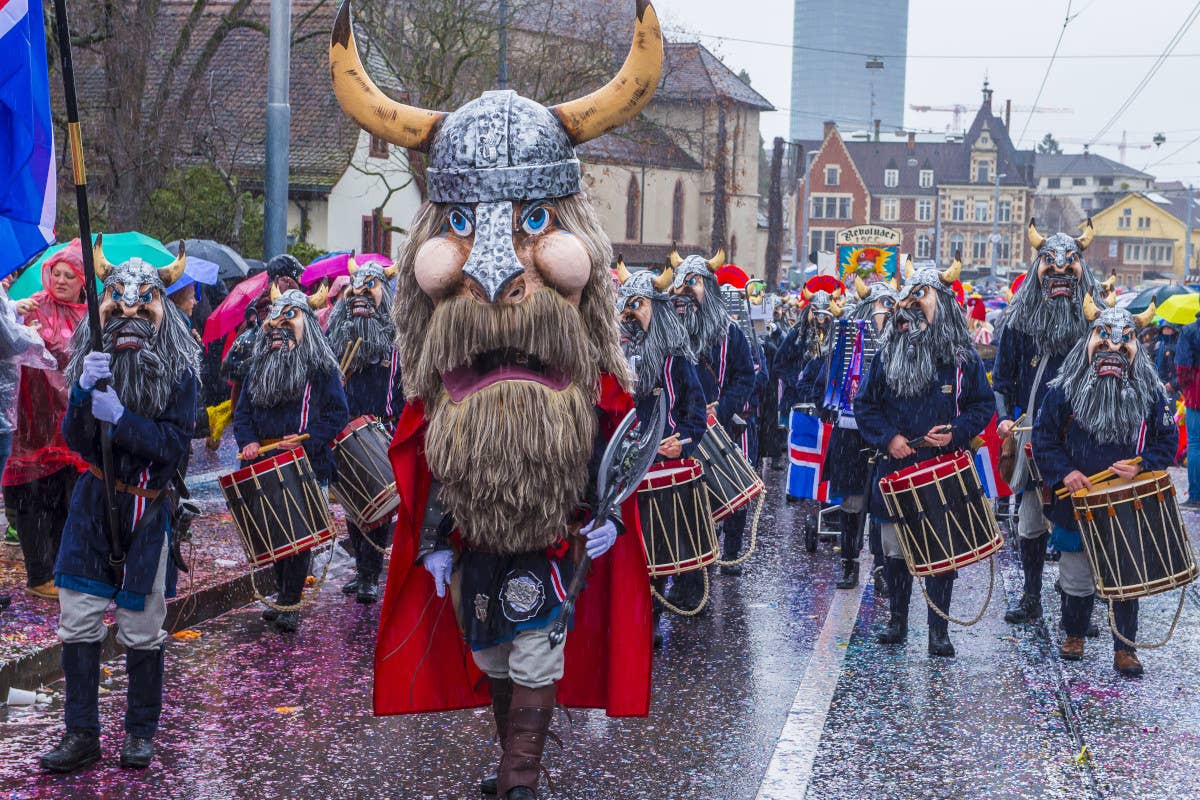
[1123,283,1194,314]
[9,232,175,301]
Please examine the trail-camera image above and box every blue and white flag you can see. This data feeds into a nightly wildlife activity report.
[788,407,839,503]
[0,0,56,278]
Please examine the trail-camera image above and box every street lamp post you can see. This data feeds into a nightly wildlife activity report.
[264,0,292,259]
[797,150,818,286]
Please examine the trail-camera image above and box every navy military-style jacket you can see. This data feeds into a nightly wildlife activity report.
[855,352,995,520]
[343,350,404,421]
[698,322,756,430]
[991,327,1067,423]
[797,354,871,497]
[55,373,198,610]
[1032,385,1177,535]
[635,354,706,460]
[233,367,350,484]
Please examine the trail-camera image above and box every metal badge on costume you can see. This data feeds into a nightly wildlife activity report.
[500,569,547,623]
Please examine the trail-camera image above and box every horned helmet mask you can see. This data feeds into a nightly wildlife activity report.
[93,233,186,347]
[667,247,733,350]
[854,271,901,333]
[1028,217,1094,298]
[263,286,328,351]
[1082,294,1156,381]
[344,256,397,317]
[615,258,674,337]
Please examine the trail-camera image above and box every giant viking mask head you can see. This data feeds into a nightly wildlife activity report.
[330,0,663,550]
[1008,218,1100,355]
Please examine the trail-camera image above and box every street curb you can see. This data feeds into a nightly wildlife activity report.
[0,564,278,697]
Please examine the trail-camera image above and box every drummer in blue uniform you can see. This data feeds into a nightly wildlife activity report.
[855,256,995,658]
[1032,297,1176,676]
[325,257,405,604]
[234,288,349,633]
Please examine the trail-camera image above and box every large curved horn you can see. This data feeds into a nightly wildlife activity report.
[1104,290,1117,308]
[1028,217,1045,250]
[1132,300,1157,329]
[330,0,446,151]
[1101,274,1117,294]
[347,253,359,274]
[903,255,914,280]
[829,299,844,318]
[1075,217,1095,251]
[270,284,282,302]
[940,255,962,286]
[707,248,725,272]
[158,240,186,287]
[855,275,870,300]
[802,288,814,302]
[551,0,664,145]
[383,264,398,279]
[652,267,674,292]
[92,233,114,281]
[669,246,682,268]
[616,256,632,285]
[1082,292,1101,322]
[308,283,330,310]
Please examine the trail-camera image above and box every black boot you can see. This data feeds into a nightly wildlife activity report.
[341,577,360,595]
[1006,534,1047,623]
[872,565,888,599]
[877,558,911,644]
[1058,585,1100,637]
[356,574,380,604]
[836,559,859,590]
[274,610,301,633]
[926,574,956,657]
[120,736,154,770]
[41,641,102,773]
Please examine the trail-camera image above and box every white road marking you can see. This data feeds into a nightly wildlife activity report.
[756,582,865,800]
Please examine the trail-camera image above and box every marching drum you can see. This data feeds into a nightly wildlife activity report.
[220,450,335,568]
[636,458,719,577]
[696,419,764,521]
[331,415,400,527]
[879,451,1004,577]
[1072,471,1198,601]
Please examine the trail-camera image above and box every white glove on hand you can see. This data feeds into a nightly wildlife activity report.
[90,387,125,425]
[80,352,112,391]
[422,549,453,598]
[584,518,619,560]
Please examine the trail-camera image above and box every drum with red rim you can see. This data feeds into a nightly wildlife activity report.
[331,415,400,527]
[696,420,764,521]
[219,449,334,568]
[879,450,1003,577]
[636,458,719,577]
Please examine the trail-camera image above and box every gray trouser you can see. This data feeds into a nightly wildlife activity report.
[58,539,169,650]
[840,493,865,514]
[880,522,903,559]
[1058,550,1096,598]
[1017,490,1049,539]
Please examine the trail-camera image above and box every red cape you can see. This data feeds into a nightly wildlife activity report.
[374,374,653,717]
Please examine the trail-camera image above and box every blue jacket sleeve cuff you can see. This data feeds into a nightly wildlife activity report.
[69,383,92,407]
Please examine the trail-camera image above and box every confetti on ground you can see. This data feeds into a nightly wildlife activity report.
[172,630,202,641]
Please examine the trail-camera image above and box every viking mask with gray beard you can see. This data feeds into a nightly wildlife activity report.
[1050,327,1161,446]
[1007,257,1098,356]
[66,307,200,419]
[671,272,729,353]
[878,292,973,398]
[622,298,694,399]
[244,309,339,408]
[327,289,395,373]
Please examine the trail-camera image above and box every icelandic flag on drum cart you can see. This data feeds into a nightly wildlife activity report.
[788,408,839,502]
[0,0,56,278]
[972,416,1012,499]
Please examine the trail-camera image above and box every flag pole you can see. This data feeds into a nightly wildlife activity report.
[51,0,125,567]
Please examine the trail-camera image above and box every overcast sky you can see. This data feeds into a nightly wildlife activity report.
[655,0,1200,185]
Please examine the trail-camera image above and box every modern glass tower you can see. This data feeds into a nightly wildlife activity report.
[789,0,910,140]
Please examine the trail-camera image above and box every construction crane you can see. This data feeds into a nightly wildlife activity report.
[909,102,1073,132]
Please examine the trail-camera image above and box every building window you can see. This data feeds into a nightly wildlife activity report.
[1099,177,1114,187]
[997,199,1011,222]
[949,233,965,257]
[917,199,932,222]
[672,180,685,243]
[916,232,932,259]
[919,169,933,188]
[1072,177,1087,186]
[974,200,989,223]
[1118,208,1132,229]
[811,196,851,219]
[1109,239,1119,258]
[625,176,640,241]
[1081,197,1094,212]
[977,161,990,184]
[972,233,988,260]
[1137,216,1150,230]
[810,229,836,254]
[951,199,965,221]
[825,165,840,186]
[995,238,1011,262]
[881,198,900,221]
[368,135,389,159]
[1124,243,1172,265]
[838,197,851,218]
[730,234,738,262]
[361,214,393,256]
[1047,177,1061,189]
[884,168,899,188]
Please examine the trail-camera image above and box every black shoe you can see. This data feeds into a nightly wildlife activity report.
[356,580,380,604]
[504,788,537,800]
[928,629,955,657]
[40,731,101,774]
[274,610,301,633]
[1086,620,1100,638]
[0,593,10,612]
[341,577,360,595]
[836,560,859,590]
[872,566,888,599]
[876,615,908,644]
[719,563,742,576]
[119,736,153,769]
[1004,592,1043,624]
[480,773,498,794]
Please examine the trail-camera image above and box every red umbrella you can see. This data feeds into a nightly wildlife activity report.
[202,271,269,345]
[300,252,392,286]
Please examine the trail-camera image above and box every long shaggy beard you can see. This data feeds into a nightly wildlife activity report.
[1008,263,1097,355]
[327,293,395,373]
[66,306,200,419]
[676,275,730,353]
[245,318,339,408]
[1051,341,1161,445]
[878,294,973,398]
[426,380,597,552]
[626,300,694,398]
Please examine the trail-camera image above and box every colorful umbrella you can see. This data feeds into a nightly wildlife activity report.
[1154,292,1200,326]
[167,239,250,281]
[1123,284,1194,314]
[9,231,175,301]
[202,271,269,344]
[300,251,391,286]
[165,255,220,296]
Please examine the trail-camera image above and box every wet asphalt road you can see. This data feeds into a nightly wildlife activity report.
[1,468,1199,800]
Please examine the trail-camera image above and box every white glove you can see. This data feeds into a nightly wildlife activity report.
[80,352,112,391]
[90,387,125,425]
[583,517,619,560]
[422,549,453,598]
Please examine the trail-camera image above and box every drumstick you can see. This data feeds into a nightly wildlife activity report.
[239,434,311,460]
[907,425,952,449]
[1054,457,1144,499]
[339,337,363,376]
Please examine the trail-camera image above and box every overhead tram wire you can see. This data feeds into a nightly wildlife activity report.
[1016,0,1075,148]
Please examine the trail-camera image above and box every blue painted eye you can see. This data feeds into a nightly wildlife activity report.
[521,204,553,235]
[364,278,376,289]
[448,206,474,237]
[111,287,122,301]
[139,291,153,304]
[1099,329,1110,340]
[687,276,698,286]
[284,308,296,319]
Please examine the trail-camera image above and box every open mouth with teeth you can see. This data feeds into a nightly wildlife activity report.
[441,347,570,403]
[348,296,375,318]
[671,295,694,316]
[1093,351,1129,379]
[1043,275,1076,299]
[895,311,926,335]
[267,328,296,351]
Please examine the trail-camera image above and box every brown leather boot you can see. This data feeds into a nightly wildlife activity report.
[479,677,513,795]
[497,682,557,798]
[1059,636,1085,661]
[1114,650,1144,677]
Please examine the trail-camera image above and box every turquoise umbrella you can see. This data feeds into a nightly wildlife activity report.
[9,232,175,301]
